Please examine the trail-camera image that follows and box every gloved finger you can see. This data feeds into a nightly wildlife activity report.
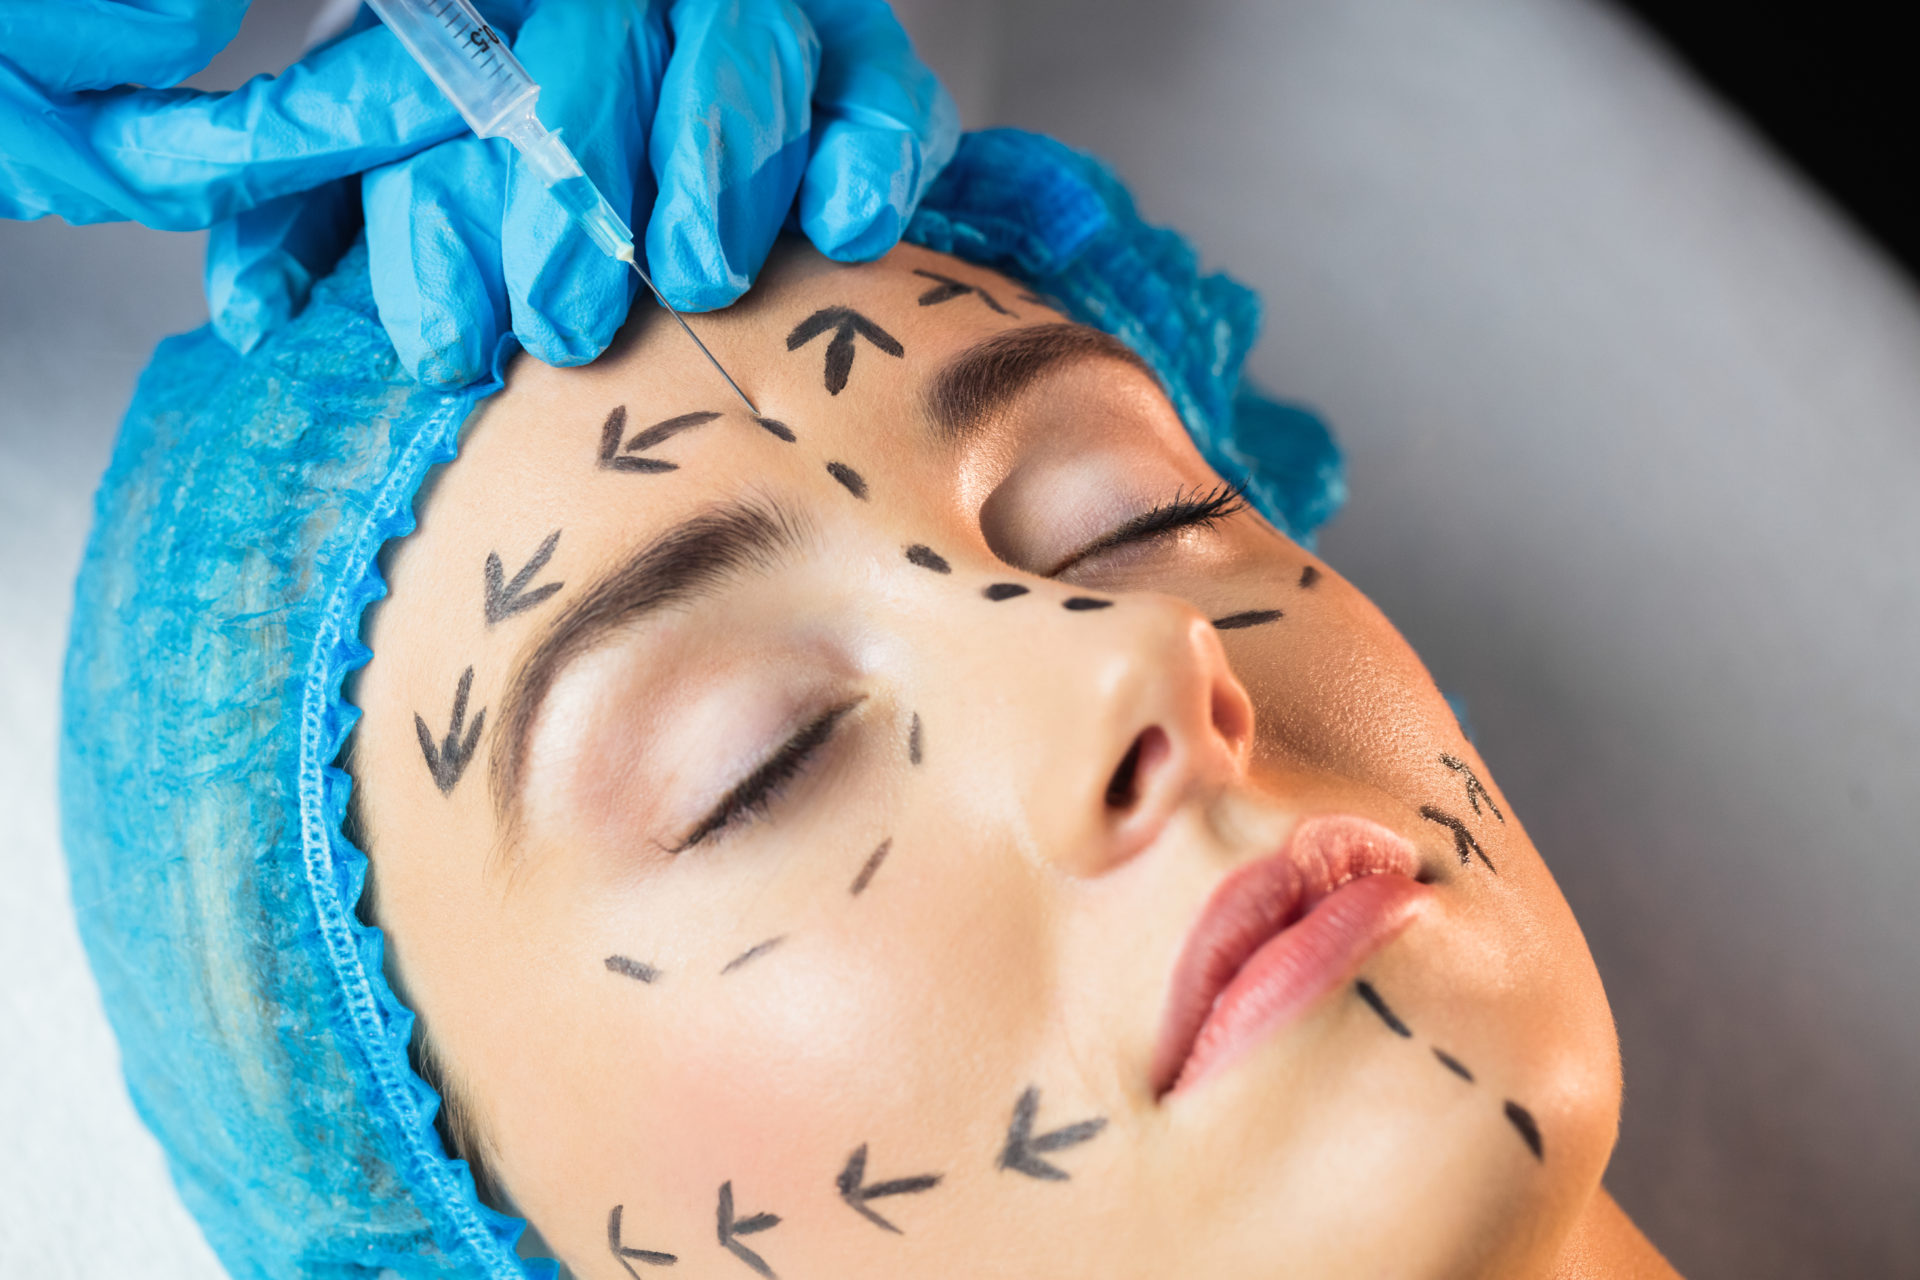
[647,0,821,312]
[11,0,246,94]
[499,0,669,366]
[2,22,464,231]
[363,135,510,388]
[794,0,958,262]
[205,175,362,354]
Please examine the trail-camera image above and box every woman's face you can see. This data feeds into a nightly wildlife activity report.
[354,241,1618,1278]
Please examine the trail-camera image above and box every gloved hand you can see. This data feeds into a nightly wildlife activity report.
[0,1,466,227]
[0,0,958,389]
[210,0,961,386]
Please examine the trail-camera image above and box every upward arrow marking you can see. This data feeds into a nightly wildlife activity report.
[997,1086,1107,1181]
[785,307,904,395]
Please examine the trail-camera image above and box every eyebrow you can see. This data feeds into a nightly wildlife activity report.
[926,321,1160,442]
[489,500,808,822]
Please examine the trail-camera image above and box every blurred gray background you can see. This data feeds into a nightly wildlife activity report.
[4,1,1916,1275]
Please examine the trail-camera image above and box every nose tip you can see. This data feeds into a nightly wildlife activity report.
[1098,615,1256,867]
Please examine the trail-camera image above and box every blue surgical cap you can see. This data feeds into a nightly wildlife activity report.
[61,128,1344,1280]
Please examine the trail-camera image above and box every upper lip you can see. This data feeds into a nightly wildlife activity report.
[1149,814,1424,1097]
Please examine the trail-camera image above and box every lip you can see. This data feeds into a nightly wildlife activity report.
[1152,814,1432,1097]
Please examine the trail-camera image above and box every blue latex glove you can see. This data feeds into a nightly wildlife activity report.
[0,0,957,388]
[0,1,466,227]
[213,0,961,386]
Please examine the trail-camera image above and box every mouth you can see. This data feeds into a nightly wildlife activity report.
[1151,814,1432,1098]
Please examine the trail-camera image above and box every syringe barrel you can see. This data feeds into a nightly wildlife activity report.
[363,0,539,139]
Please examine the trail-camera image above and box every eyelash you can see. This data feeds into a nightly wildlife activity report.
[1053,480,1249,575]
[669,699,860,853]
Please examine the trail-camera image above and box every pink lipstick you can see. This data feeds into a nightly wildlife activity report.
[1152,814,1432,1097]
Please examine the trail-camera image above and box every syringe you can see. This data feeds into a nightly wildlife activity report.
[363,0,758,414]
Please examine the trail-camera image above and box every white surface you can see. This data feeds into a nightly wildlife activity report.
[3,2,1916,1275]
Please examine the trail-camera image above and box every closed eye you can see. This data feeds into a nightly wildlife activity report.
[668,698,862,853]
[1049,481,1248,576]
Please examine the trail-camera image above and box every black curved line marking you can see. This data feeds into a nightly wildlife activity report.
[1504,1100,1544,1161]
[1062,597,1112,611]
[826,461,868,499]
[484,529,563,625]
[1354,979,1412,1037]
[626,410,722,453]
[786,307,904,395]
[1439,753,1506,822]
[716,1182,781,1277]
[1299,564,1322,589]
[997,1086,1107,1181]
[414,666,485,795]
[1420,805,1498,873]
[1212,609,1283,630]
[721,936,785,975]
[836,1144,942,1234]
[605,955,660,984]
[850,838,892,895]
[911,268,1014,316]
[609,1204,678,1274]
[904,544,951,573]
[753,416,796,442]
[1433,1047,1475,1082]
[983,582,1030,601]
[908,713,923,766]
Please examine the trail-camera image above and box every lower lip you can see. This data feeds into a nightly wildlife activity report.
[1171,873,1431,1094]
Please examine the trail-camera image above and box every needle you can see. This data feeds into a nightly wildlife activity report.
[625,257,759,416]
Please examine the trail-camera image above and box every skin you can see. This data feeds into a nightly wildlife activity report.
[352,240,1677,1278]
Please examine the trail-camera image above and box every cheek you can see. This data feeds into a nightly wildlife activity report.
[1236,573,1454,782]
[515,818,1058,1243]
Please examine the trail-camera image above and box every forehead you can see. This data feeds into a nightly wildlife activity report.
[376,240,1186,636]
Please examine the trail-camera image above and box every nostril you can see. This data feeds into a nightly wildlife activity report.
[1106,726,1170,811]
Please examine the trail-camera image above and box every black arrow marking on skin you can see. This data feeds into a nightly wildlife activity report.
[1433,1047,1475,1082]
[786,307,904,394]
[605,955,660,984]
[597,406,723,473]
[908,713,923,765]
[484,529,563,625]
[997,1086,1108,1181]
[1299,564,1322,589]
[1420,805,1497,873]
[983,582,1030,601]
[836,1144,943,1233]
[413,666,484,795]
[912,268,1014,316]
[608,1204,678,1274]
[1504,1100,1544,1161]
[850,838,892,895]
[1439,753,1506,822]
[1354,979,1413,1038]
[716,1181,781,1277]
[1212,608,1283,630]
[1063,597,1112,611]
[753,416,796,442]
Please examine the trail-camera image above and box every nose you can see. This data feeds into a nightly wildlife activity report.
[1071,606,1256,877]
